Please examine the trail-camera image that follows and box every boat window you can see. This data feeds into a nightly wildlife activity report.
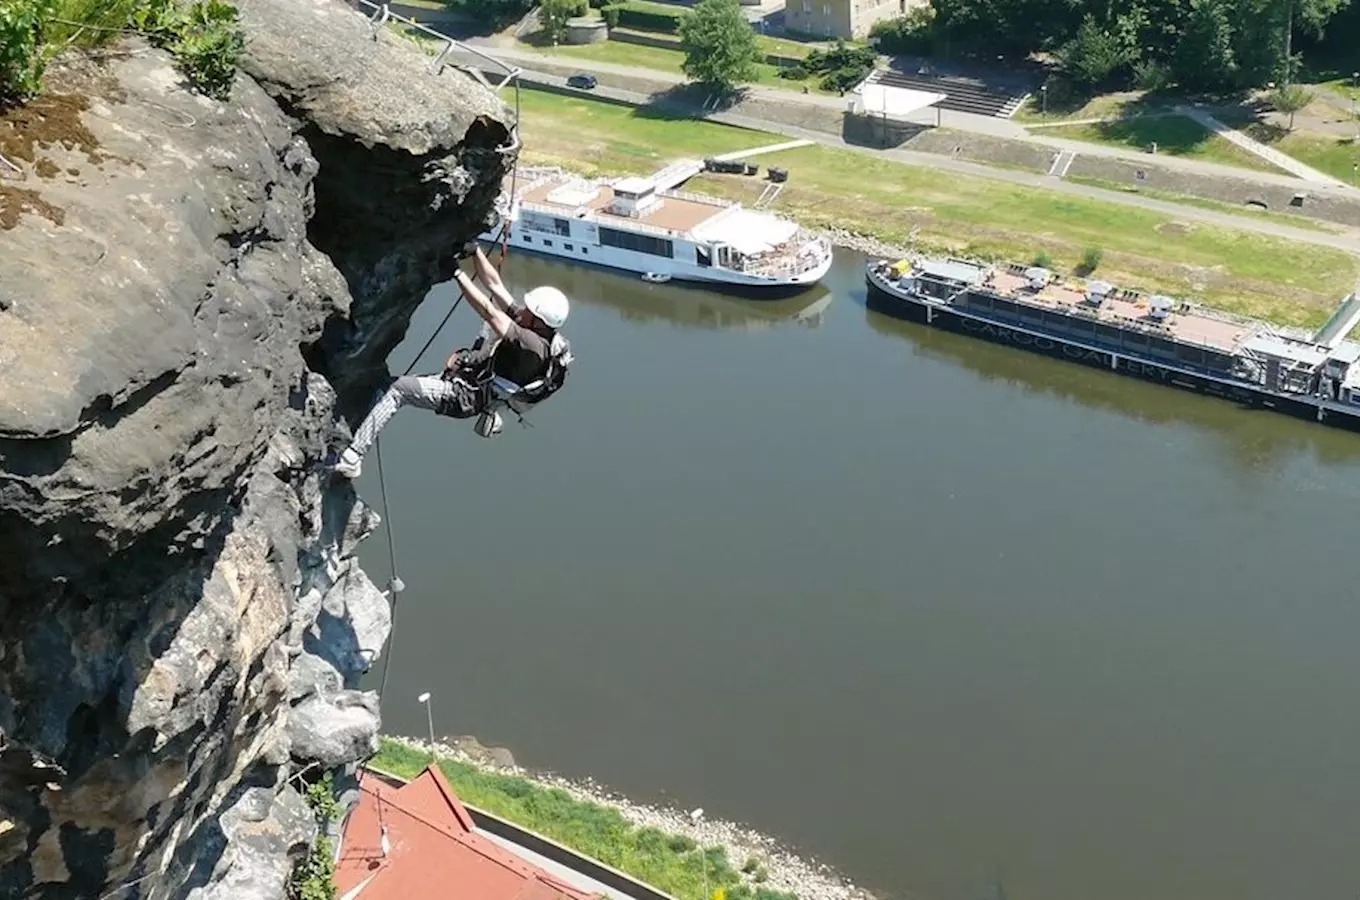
[565,243,574,251]
[582,247,588,255]
[523,235,533,243]
[543,239,553,247]
[991,298,1017,318]
[697,247,711,267]
[1095,324,1121,343]
[599,226,674,258]
[553,218,571,236]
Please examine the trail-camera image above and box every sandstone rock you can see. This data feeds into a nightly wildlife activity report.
[0,0,514,893]
[234,0,519,416]
[182,785,317,900]
[287,691,382,769]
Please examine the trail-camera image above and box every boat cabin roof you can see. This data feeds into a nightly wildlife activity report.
[1241,334,1330,366]
[520,176,729,235]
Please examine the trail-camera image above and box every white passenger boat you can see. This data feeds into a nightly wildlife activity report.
[479,167,832,292]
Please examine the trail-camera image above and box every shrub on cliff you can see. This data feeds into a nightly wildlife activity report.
[0,0,60,99]
[2,0,243,101]
[132,0,244,99]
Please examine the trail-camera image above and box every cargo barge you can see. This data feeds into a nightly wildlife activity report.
[866,256,1360,430]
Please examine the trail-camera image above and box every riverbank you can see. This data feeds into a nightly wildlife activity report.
[373,736,876,900]
[511,87,1359,330]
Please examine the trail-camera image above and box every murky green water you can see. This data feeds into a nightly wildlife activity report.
[360,249,1360,900]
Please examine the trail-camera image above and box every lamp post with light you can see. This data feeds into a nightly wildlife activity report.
[417,692,435,747]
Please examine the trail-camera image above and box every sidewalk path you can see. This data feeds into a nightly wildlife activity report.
[1178,104,1349,188]
[479,41,1360,195]
[503,63,1360,255]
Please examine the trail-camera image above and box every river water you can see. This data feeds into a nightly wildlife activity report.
[357,249,1360,900]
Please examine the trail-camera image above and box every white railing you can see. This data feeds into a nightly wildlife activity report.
[351,0,521,92]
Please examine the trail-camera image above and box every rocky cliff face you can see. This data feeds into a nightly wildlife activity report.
[0,1,514,895]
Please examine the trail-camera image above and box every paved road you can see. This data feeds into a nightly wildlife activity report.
[499,61,1360,255]
[480,42,1360,197]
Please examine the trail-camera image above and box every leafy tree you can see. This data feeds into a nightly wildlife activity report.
[1270,82,1311,129]
[1058,14,1137,88]
[538,0,585,43]
[678,0,761,94]
[1172,0,1239,90]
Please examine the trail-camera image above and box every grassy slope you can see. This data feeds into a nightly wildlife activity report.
[1040,114,1289,174]
[515,88,1358,329]
[372,739,790,900]
[520,37,824,92]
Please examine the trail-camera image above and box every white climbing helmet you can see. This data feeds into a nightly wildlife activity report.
[523,286,570,329]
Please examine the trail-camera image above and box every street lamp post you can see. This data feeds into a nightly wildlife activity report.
[690,808,707,900]
[417,692,434,747]
[1040,83,1047,115]
[1352,72,1358,142]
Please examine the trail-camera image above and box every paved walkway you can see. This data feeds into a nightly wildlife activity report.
[502,62,1360,255]
[479,830,645,900]
[1178,104,1348,187]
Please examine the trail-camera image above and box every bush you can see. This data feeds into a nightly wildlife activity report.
[173,0,244,98]
[777,63,807,80]
[615,1,682,31]
[1133,59,1172,92]
[0,0,60,100]
[1032,250,1054,268]
[289,774,339,900]
[600,3,619,26]
[1080,245,1103,272]
[869,6,934,55]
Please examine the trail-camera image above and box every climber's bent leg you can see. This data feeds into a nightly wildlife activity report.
[334,376,456,479]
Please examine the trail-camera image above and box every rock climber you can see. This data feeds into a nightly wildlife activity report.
[331,244,571,480]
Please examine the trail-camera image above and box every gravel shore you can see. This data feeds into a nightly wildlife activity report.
[386,734,877,900]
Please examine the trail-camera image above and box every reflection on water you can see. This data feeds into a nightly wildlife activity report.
[861,300,1360,475]
[509,254,835,332]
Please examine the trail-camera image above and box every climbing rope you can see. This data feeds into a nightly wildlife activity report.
[372,70,524,699]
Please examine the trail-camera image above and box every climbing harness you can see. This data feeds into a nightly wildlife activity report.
[372,61,526,700]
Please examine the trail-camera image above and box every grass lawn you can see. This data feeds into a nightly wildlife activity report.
[514,87,1359,329]
[1015,91,1164,124]
[1040,114,1290,174]
[520,37,829,93]
[1217,112,1360,184]
[372,739,790,900]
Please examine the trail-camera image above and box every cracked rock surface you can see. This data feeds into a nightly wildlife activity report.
[0,0,514,896]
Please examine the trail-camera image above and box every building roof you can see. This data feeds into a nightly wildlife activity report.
[337,766,600,900]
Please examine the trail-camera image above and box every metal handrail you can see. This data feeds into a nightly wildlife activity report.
[351,0,522,90]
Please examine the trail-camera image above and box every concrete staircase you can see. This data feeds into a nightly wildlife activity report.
[869,70,1028,119]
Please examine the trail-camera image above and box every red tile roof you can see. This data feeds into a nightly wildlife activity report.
[337,765,601,900]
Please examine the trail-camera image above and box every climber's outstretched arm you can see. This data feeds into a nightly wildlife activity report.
[471,245,518,313]
[453,267,514,339]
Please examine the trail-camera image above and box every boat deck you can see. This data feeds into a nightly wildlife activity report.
[520,177,728,236]
[985,270,1252,353]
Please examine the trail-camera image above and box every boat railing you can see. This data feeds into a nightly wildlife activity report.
[660,188,732,209]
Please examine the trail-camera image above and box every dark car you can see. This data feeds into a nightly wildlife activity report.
[566,73,598,90]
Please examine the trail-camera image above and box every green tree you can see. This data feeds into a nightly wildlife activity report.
[1172,0,1239,90]
[1058,14,1137,88]
[678,0,760,94]
[1270,82,1311,129]
[538,0,585,43]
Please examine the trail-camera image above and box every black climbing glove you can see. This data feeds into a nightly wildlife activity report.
[455,241,476,261]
